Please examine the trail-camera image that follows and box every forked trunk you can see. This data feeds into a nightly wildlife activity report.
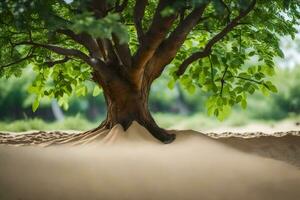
[97,77,176,144]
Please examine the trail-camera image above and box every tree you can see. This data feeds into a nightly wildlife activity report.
[0,0,299,143]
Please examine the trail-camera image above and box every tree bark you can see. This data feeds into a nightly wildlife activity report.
[94,70,176,144]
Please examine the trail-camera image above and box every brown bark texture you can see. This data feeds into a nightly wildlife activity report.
[93,64,176,144]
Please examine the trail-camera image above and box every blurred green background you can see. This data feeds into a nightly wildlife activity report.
[0,35,299,132]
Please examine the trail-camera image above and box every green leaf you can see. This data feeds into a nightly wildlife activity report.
[211,54,220,66]
[236,95,242,103]
[93,85,101,96]
[241,99,247,109]
[248,86,255,94]
[264,81,278,93]
[167,79,176,90]
[32,98,40,112]
[187,84,196,94]
[218,105,231,121]
[69,13,129,43]
[260,84,270,96]
[76,85,88,96]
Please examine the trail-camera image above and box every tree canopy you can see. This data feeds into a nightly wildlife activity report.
[1,0,299,120]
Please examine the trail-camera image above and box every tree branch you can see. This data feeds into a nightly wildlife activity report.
[148,4,208,81]
[104,39,119,64]
[176,50,211,76]
[112,34,132,67]
[44,57,70,67]
[233,75,263,85]
[220,65,229,96]
[0,48,35,69]
[96,39,108,61]
[57,29,102,59]
[14,41,93,64]
[132,0,177,72]
[176,0,256,77]
[11,41,111,79]
[134,0,148,44]
[28,41,113,82]
[179,8,185,23]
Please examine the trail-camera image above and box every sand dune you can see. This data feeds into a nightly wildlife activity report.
[1,122,300,200]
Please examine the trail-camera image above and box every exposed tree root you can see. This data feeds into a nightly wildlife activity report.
[143,123,176,144]
[0,122,157,146]
[40,128,111,147]
[0,126,111,147]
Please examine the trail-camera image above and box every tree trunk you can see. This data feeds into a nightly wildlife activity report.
[95,73,176,144]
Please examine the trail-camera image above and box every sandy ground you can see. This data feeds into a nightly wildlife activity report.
[171,119,300,134]
[1,122,300,200]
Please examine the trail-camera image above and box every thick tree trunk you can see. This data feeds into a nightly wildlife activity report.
[95,75,176,144]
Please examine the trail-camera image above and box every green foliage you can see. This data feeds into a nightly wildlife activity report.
[69,13,129,43]
[27,61,92,111]
[167,1,299,120]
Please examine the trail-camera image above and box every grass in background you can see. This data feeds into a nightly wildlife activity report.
[0,116,96,132]
[154,111,254,130]
[1,112,299,133]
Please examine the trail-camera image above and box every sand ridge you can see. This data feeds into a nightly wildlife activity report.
[1,121,300,145]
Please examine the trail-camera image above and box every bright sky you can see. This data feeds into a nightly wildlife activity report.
[64,0,73,3]
[277,32,300,68]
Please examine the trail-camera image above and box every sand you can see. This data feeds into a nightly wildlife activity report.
[1,122,300,200]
